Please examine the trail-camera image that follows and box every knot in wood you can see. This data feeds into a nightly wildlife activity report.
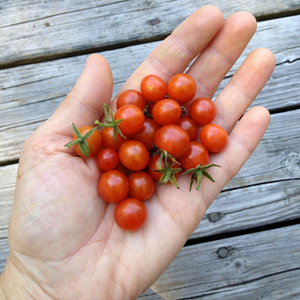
[144,0,152,6]
[208,212,221,222]
[280,152,300,176]
[149,18,161,26]
[217,247,229,258]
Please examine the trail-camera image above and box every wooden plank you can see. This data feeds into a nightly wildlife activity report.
[200,269,300,300]
[1,15,300,163]
[1,0,300,67]
[0,165,17,239]
[196,179,300,239]
[0,166,15,274]
[0,110,300,270]
[228,109,300,188]
[138,224,300,299]
[0,239,9,274]
[1,104,300,185]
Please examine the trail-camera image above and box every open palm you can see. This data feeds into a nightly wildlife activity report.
[3,6,275,300]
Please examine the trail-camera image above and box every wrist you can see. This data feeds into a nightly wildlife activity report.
[0,254,50,300]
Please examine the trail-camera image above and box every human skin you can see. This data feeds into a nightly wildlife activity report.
[0,6,275,300]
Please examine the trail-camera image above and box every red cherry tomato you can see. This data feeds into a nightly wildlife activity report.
[148,155,181,181]
[118,140,150,171]
[97,170,129,203]
[101,127,126,151]
[116,89,146,110]
[154,124,190,158]
[175,116,198,141]
[131,118,160,149]
[200,124,228,152]
[73,126,102,158]
[128,171,155,201]
[140,74,167,102]
[152,99,182,125]
[179,142,209,170]
[167,73,196,104]
[114,198,147,231]
[96,148,119,171]
[115,104,145,136]
[189,97,216,126]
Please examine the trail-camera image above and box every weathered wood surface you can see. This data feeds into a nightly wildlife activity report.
[1,0,300,298]
[1,15,300,164]
[1,108,300,272]
[139,224,300,299]
[1,0,300,67]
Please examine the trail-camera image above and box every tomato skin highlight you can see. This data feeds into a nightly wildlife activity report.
[73,126,102,158]
[114,198,147,231]
[98,170,129,203]
[115,104,145,136]
[175,116,198,141]
[131,118,161,149]
[96,148,119,171]
[152,99,182,125]
[154,124,190,158]
[189,97,216,126]
[118,140,150,171]
[200,124,228,152]
[140,74,167,102]
[128,171,155,201]
[167,73,196,104]
[179,142,209,171]
[117,89,146,110]
[101,127,126,151]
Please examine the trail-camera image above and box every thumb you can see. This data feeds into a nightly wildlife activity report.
[45,54,113,136]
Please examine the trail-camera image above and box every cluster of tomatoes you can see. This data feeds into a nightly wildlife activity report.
[65,74,228,231]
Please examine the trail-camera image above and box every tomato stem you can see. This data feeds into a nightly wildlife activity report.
[143,103,153,118]
[180,106,186,117]
[182,163,220,191]
[152,160,182,189]
[64,123,100,157]
[150,143,180,165]
[95,103,126,143]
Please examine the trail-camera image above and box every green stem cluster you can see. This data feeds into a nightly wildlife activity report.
[182,164,220,191]
[150,143,220,190]
[64,123,99,157]
[95,103,126,142]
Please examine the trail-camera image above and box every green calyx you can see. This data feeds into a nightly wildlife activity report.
[64,123,99,157]
[150,143,180,166]
[152,160,182,189]
[95,103,126,143]
[150,145,182,189]
[182,164,220,191]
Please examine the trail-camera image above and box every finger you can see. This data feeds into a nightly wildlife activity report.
[45,54,113,135]
[187,11,257,98]
[202,106,271,209]
[113,6,224,99]
[214,48,276,132]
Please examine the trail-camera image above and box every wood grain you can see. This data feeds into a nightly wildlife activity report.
[1,0,300,67]
[1,1,300,297]
[1,15,300,163]
[1,109,300,272]
[139,224,300,299]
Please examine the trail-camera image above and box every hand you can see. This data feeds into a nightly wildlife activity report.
[0,6,275,300]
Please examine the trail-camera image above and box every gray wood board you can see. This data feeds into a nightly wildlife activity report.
[1,109,300,272]
[1,105,300,190]
[139,224,300,299]
[1,0,300,66]
[1,15,300,163]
